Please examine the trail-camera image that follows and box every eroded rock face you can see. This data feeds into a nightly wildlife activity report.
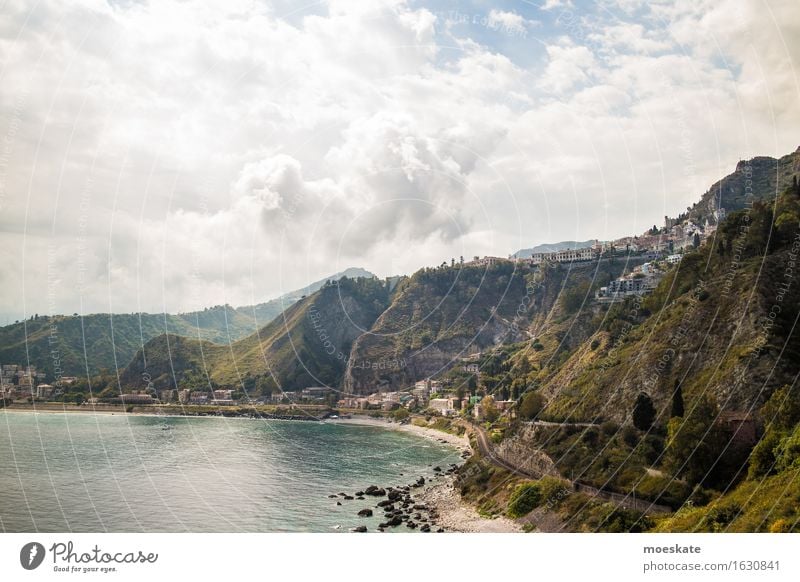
[342,263,536,394]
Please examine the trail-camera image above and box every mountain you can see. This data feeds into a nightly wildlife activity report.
[679,147,800,225]
[513,240,595,259]
[119,276,390,393]
[342,257,641,394]
[0,267,375,378]
[457,180,800,531]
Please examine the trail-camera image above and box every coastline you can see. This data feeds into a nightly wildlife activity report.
[418,473,522,533]
[2,406,519,533]
[330,416,522,533]
[326,415,469,449]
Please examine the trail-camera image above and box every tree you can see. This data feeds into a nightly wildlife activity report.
[73,393,85,406]
[519,391,544,420]
[665,396,724,486]
[480,395,499,423]
[692,232,701,248]
[632,392,656,431]
[671,381,684,418]
[392,408,410,422]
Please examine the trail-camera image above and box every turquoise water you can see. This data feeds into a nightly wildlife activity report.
[0,412,460,532]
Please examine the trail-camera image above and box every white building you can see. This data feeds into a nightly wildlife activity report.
[530,246,597,265]
[429,398,457,416]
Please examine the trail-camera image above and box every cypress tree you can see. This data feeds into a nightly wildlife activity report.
[632,392,656,431]
[671,381,685,418]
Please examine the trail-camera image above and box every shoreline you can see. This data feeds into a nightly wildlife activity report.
[3,405,519,533]
[326,415,469,449]
[418,473,522,533]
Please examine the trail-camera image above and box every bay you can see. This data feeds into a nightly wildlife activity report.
[0,411,460,532]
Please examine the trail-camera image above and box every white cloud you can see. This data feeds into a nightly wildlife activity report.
[540,41,597,93]
[487,10,535,36]
[0,0,798,320]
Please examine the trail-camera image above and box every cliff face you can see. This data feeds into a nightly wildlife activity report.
[683,147,800,224]
[342,262,537,394]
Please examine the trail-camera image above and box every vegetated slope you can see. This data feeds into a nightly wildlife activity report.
[681,146,800,225]
[483,185,800,528]
[119,276,390,393]
[537,189,800,424]
[342,257,642,395]
[0,267,374,378]
[342,262,534,394]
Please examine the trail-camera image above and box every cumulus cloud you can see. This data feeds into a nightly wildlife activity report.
[0,0,798,320]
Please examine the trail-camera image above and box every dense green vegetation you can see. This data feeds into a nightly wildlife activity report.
[461,183,800,531]
[118,275,391,394]
[0,267,374,378]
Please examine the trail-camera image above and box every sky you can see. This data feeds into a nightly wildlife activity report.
[0,0,798,321]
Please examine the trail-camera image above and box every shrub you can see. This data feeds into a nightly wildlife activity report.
[775,425,800,472]
[601,421,619,436]
[621,425,639,447]
[769,519,793,533]
[519,391,544,420]
[539,477,571,508]
[392,408,410,421]
[507,482,543,518]
[748,431,780,478]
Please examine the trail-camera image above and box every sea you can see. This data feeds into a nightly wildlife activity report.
[0,411,461,532]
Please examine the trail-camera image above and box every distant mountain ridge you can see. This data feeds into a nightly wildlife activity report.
[0,267,375,377]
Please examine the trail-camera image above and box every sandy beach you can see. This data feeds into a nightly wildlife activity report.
[326,415,469,448]
[418,474,522,533]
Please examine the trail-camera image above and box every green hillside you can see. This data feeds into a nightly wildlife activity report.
[681,147,799,225]
[119,276,391,394]
[0,267,374,378]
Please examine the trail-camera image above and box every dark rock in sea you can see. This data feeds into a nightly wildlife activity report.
[417,477,425,485]
[355,491,364,496]
[357,496,365,500]
[352,526,368,533]
[407,522,417,529]
[328,494,338,498]
[358,509,373,517]
[413,504,428,511]
[420,524,431,532]
[414,513,422,519]
[387,490,402,502]
[343,495,354,500]
[339,492,348,496]
[377,500,393,507]
[364,486,386,496]
[336,501,342,506]
[433,466,441,472]
[380,516,402,528]
[437,528,445,533]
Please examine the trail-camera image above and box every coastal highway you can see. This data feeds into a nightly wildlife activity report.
[466,422,672,515]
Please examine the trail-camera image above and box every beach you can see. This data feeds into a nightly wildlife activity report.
[418,474,522,533]
[329,415,522,533]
